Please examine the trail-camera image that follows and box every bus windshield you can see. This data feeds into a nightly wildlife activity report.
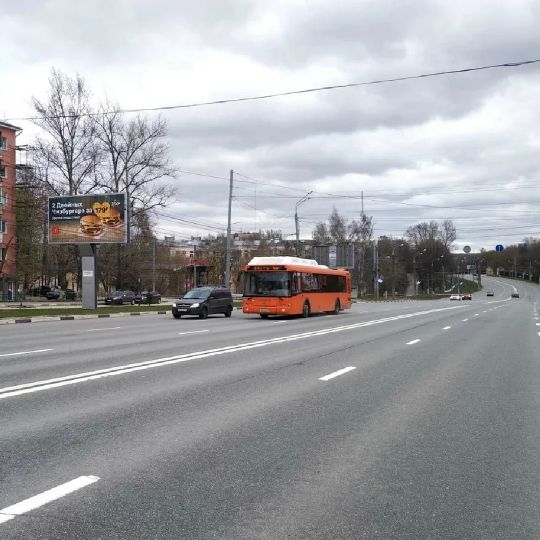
[244,271,291,297]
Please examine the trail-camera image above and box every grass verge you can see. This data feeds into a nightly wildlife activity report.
[0,304,168,319]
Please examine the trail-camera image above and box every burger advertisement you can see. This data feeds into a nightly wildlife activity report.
[48,193,127,244]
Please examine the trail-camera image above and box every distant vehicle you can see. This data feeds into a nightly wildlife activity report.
[242,256,352,318]
[486,290,494,296]
[65,289,77,300]
[39,286,52,297]
[461,294,472,300]
[511,292,520,298]
[449,295,462,301]
[172,287,233,319]
[104,290,136,305]
[46,287,62,300]
[135,291,161,304]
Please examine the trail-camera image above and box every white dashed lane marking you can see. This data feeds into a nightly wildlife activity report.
[0,349,53,358]
[442,326,451,330]
[87,327,122,332]
[406,339,421,345]
[0,476,100,525]
[319,367,356,381]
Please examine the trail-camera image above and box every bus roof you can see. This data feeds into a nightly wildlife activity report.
[247,256,327,268]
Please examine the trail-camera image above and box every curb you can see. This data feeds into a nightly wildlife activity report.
[0,311,170,325]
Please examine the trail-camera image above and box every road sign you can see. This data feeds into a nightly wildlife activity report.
[463,245,471,253]
[496,244,504,252]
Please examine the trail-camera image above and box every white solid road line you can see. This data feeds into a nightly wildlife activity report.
[442,326,451,330]
[272,321,287,324]
[0,304,466,400]
[319,366,356,381]
[0,349,53,358]
[87,327,122,332]
[406,339,421,345]
[0,475,100,525]
[178,330,210,336]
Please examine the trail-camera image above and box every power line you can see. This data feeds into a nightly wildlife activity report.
[8,58,540,122]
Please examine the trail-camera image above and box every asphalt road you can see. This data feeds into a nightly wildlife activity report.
[1,276,539,539]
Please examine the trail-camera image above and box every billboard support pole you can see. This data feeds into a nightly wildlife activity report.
[80,244,98,309]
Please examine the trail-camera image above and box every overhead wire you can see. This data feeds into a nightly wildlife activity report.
[7,58,540,122]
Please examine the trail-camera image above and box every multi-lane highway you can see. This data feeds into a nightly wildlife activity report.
[1,276,539,539]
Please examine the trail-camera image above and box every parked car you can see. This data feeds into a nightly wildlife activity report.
[449,294,462,301]
[65,289,77,300]
[135,291,161,304]
[172,286,233,319]
[46,287,62,300]
[486,290,494,296]
[511,292,520,298]
[104,290,136,305]
[39,286,52,297]
[461,294,472,300]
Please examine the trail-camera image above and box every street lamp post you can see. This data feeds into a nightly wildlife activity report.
[391,243,404,296]
[413,249,426,296]
[430,254,444,294]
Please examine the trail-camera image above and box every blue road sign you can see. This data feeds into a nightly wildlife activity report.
[496,244,504,252]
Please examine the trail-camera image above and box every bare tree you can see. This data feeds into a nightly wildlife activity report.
[93,105,176,216]
[439,219,457,250]
[406,221,440,247]
[328,206,347,243]
[312,222,331,244]
[348,213,374,297]
[32,69,98,195]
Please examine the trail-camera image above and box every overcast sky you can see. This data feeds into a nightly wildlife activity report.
[2,0,540,252]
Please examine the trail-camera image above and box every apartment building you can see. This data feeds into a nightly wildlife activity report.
[0,120,21,300]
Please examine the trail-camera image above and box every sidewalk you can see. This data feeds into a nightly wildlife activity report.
[0,297,177,309]
[0,310,171,325]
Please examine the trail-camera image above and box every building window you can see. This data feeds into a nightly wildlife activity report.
[0,137,7,151]
[0,248,6,262]
[0,165,6,178]
[0,189,6,206]
[0,220,7,233]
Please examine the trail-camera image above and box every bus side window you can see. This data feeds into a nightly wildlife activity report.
[292,272,301,294]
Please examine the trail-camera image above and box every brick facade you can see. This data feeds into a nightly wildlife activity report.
[0,120,21,300]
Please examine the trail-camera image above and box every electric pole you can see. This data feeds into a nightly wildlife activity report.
[295,191,312,256]
[224,169,233,289]
[152,238,156,291]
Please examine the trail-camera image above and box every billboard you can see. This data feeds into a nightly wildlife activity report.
[311,244,355,269]
[48,193,128,244]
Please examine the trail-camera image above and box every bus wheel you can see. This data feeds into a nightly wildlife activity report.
[333,299,340,314]
[260,313,269,319]
[302,302,310,318]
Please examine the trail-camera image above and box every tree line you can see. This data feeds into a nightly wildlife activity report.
[16,68,176,293]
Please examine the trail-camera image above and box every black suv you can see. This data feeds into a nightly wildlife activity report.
[172,287,233,319]
[135,291,162,304]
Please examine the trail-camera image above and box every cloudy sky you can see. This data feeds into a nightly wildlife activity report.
[2,0,540,251]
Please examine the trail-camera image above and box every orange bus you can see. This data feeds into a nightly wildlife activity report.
[242,256,352,318]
